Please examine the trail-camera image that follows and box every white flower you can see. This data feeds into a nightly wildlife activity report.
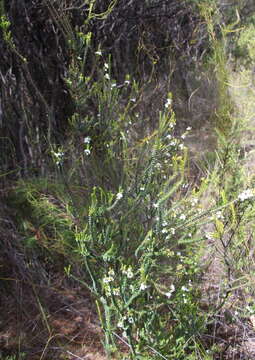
[124,80,130,85]
[113,288,120,296]
[205,232,214,240]
[181,286,189,292]
[191,198,198,206]
[179,143,184,150]
[95,50,102,56]
[130,98,136,102]
[140,283,148,291]
[170,228,175,235]
[127,270,134,279]
[103,276,113,283]
[104,73,110,80]
[128,317,134,324]
[165,292,173,298]
[124,267,134,278]
[153,203,158,209]
[162,228,168,234]
[165,284,175,298]
[180,214,186,221]
[215,211,224,219]
[238,189,254,201]
[108,268,115,277]
[84,136,91,144]
[140,187,145,191]
[84,149,91,156]
[116,192,123,200]
[117,321,124,328]
[104,63,109,70]
[162,221,168,227]
[166,134,172,140]
[165,98,172,108]
[111,82,117,89]
[186,126,192,131]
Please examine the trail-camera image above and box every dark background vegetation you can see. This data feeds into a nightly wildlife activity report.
[0,0,209,178]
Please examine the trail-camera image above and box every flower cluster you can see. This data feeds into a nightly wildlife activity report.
[121,265,134,279]
[165,284,175,298]
[84,136,91,156]
[52,149,64,166]
[238,189,254,201]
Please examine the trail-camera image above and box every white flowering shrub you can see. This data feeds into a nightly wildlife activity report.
[58,31,255,356]
[63,73,211,357]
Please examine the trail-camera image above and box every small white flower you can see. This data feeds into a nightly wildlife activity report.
[205,233,214,240]
[170,284,175,292]
[108,268,115,277]
[124,80,130,85]
[165,98,172,108]
[84,136,91,144]
[191,198,198,206]
[166,134,172,140]
[84,149,91,156]
[181,134,186,139]
[238,189,254,201]
[140,283,148,291]
[165,292,173,298]
[103,276,113,283]
[128,317,134,324]
[104,73,110,80]
[104,63,109,70]
[162,221,168,227]
[180,214,186,221]
[181,286,189,292]
[140,187,145,191]
[127,270,134,279]
[111,82,117,89]
[186,126,192,131]
[113,288,120,296]
[116,192,123,200]
[170,228,175,235]
[117,321,124,328]
[124,267,134,278]
[130,98,136,102]
[179,143,185,150]
[95,50,102,56]
[162,228,168,234]
[153,203,159,209]
[165,284,175,298]
[215,211,224,219]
